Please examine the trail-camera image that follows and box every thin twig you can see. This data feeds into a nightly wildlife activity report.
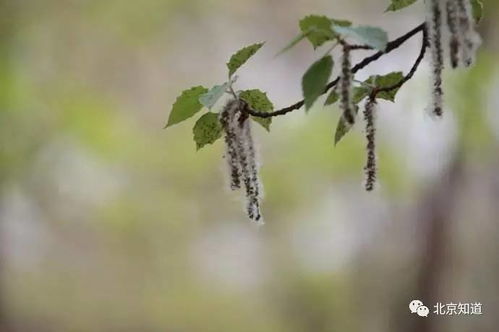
[349,44,374,50]
[245,22,426,119]
[375,24,429,96]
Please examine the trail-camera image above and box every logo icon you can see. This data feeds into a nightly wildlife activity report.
[409,299,429,317]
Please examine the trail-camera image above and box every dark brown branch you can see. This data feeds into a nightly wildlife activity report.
[349,44,374,50]
[245,22,426,119]
[374,24,429,97]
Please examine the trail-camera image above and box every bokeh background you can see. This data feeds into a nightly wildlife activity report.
[1,0,498,331]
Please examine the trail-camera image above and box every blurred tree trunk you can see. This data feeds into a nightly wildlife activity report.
[0,210,10,332]
[410,3,499,330]
[0,1,16,330]
[411,152,463,332]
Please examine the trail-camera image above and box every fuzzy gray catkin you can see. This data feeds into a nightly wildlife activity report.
[427,0,444,117]
[363,98,377,192]
[219,99,263,224]
[455,0,481,67]
[219,100,242,190]
[446,0,460,68]
[239,116,262,222]
[340,45,355,125]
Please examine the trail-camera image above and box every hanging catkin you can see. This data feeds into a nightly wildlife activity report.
[363,98,377,192]
[427,0,444,117]
[340,44,355,125]
[220,99,263,224]
[239,114,262,223]
[455,0,481,67]
[446,0,460,68]
[219,100,243,190]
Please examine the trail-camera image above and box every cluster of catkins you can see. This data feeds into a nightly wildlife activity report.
[219,99,263,224]
[428,0,481,116]
[335,0,481,192]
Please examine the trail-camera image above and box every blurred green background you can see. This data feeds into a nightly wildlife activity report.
[1,0,498,331]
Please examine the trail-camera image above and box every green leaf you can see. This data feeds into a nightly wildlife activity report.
[193,112,223,150]
[252,116,272,131]
[299,15,335,49]
[386,0,419,12]
[471,0,483,23]
[227,42,264,78]
[334,105,359,145]
[239,89,274,131]
[325,89,339,105]
[239,89,274,112]
[280,17,351,54]
[277,32,308,55]
[331,86,366,145]
[352,86,370,104]
[332,85,370,145]
[325,85,369,106]
[366,71,404,102]
[199,83,228,109]
[331,19,352,27]
[326,86,370,106]
[302,56,333,110]
[166,86,208,128]
[333,25,388,51]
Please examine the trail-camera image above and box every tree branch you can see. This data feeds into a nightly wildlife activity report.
[374,24,429,97]
[245,22,427,119]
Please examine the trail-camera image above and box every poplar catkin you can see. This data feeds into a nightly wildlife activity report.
[364,98,377,192]
[427,0,444,117]
[340,44,355,125]
[455,0,481,67]
[220,99,263,224]
[446,0,460,68]
[219,100,243,190]
[236,111,263,224]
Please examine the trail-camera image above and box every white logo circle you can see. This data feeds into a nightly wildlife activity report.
[409,299,424,314]
[417,305,429,317]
